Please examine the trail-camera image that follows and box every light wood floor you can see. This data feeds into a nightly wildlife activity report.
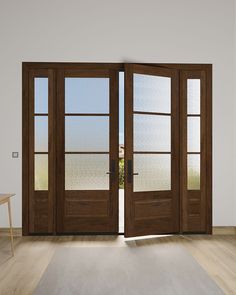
[0,234,236,295]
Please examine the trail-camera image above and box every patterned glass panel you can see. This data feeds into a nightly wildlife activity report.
[188,154,200,190]
[65,154,109,190]
[35,116,48,152]
[35,154,48,190]
[65,116,109,152]
[134,114,171,152]
[65,78,109,113]
[34,78,48,113]
[134,154,171,192]
[187,79,200,114]
[134,74,171,113]
[119,72,125,145]
[187,117,200,152]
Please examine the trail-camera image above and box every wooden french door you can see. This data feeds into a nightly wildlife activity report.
[23,62,211,236]
[124,64,180,237]
[56,69,119,233]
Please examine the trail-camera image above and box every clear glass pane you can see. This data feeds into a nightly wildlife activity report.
[187,79,200,114]
[34,78,48,113]
[35,116,48,152]
[65,154,109,190]
[188,117,200,152]
[134,114,171,152]
[65,116,109,152]
[65,78,109,113]
[35,154,48,190]
[134,74,171,113]
[188,154,200,190]
[134,154,171,192]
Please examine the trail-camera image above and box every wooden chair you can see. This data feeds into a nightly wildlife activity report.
[0,194,15,256]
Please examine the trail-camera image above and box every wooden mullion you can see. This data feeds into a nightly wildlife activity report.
[28,70,35,233]
[133,151,171,154]
[56,69,65,233]
[64,113,109,116]
[65,151,109,154]
[187,114,201,117]
[180,70,188,232]
[34,113,48,116]
[133,111,171,116]
[48,69,56,234]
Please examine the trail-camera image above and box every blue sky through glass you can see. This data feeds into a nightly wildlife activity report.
[35,73,125,149]
[35,78,48,113]
[65,78,109,113]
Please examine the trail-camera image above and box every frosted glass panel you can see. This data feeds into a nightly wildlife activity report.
[35,116,48,152]
[35,155,48,190]
[65,78,109,113]
[188,154,200,190]
[34,78,48,113]
[65,155,109,190]
[134,155,171,192]
[188,117,200,152]
[134,114,171,152]
[119,72,124,145]
[65,116,109,152]
[134,74,171,113]
[187,79,200,114]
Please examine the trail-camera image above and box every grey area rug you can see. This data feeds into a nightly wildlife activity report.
[34,245,224,295]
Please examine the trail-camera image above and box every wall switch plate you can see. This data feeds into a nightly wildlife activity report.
[12,152,19,158]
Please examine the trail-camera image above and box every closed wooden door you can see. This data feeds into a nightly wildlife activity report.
[124,64,180,237]
[56,69,119,233]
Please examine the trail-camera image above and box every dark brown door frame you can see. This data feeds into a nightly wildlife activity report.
[22,62,212,236]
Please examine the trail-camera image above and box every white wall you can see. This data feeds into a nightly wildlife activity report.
[0,0,235,227]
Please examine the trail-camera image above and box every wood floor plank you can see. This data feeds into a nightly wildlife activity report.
[0,235,235,295]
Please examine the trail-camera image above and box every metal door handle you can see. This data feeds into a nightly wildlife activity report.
[127,160,139,183]
[106,160,115,177]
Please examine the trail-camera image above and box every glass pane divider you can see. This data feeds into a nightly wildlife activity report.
[34,113,49,116]
[65,151,109,154]
[64,113,110,116]
[133,151,171,154]
[187,114,201,117]
[133,111,171,116]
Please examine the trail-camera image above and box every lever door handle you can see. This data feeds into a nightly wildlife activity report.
[127,160,139,183]
[106,160,115,178]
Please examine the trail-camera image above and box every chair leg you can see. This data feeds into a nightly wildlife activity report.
[7,200,14,256]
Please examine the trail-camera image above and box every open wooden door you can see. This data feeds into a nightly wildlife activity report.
[125,64,180,237]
